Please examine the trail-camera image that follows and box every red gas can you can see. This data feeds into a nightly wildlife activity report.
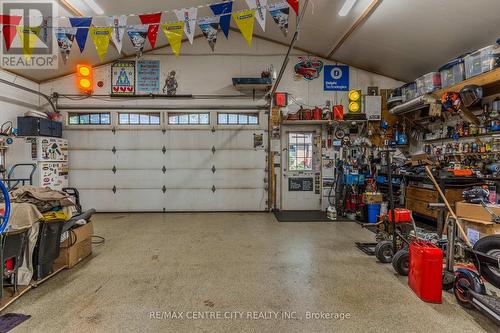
[408,241,443,303]
[387,208,412,223]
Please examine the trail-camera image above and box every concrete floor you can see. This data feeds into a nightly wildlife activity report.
[8,213,497,332]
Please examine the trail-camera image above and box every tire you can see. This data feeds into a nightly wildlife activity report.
[375,240,394,263]
[453,269,486,309]
[472,235,500,288]
[392,249,409,276]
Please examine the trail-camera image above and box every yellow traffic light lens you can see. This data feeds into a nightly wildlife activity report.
[349,90,360,101]
[79,78,91,89]
[78,66,91,77]
[349,102,360,112]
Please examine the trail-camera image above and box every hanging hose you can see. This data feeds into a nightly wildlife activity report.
[0,181,10,234]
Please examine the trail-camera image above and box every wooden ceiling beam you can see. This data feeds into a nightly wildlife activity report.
[327,0,382,59]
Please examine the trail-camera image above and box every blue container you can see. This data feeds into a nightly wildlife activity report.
[367,204,382,223]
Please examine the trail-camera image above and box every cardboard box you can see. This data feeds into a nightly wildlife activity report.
[363,193,383,204]
[54,222,93,269]
[456,201,500,222]
[459,218,500,245]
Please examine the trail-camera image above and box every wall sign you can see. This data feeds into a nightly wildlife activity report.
[294,57,323,81]
[289,177,314,191]
[137,59,161,93]
[111,61,135,95]
[324,65,349,91]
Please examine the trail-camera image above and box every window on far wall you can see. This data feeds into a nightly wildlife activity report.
[218,112,259,125]
[168,113,210,125]
[118,113,161,125]
[68,113,111,125]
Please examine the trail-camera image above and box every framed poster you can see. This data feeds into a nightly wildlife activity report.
[137,60,161,93]
[111,61,136,95]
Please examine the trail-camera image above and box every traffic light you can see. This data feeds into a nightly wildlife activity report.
[77,64,93,93]
[348,89,362,113]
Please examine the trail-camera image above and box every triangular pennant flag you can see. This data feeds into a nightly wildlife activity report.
[17,26,40,61]
[209,1,233,38]
[55,27,77,63]
[245,0,267,31]
[106,15,127,54]
[174,7,197,45]
[232,10,256,47]
[198,16,219,52]
[69,17,92,53]
[287,0,299,15]
[139,13,162,49]
[126,24,148,57]
[161,22,184,57]
[0,15,22,50]
[269,1,290,37]
[37,17,51,46]
[89,27,112,62]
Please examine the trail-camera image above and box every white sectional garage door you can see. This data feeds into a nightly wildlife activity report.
[65,112,268,212]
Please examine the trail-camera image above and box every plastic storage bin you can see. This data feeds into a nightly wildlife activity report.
[408,241,443,303]
[439,57,465,88]
[464,44,500,79]
[416,72,441,96]
[401,82,417,102]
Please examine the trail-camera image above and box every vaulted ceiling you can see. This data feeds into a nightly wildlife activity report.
[3,0,500,83]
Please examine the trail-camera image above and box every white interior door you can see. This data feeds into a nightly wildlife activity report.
[281,126,322,211]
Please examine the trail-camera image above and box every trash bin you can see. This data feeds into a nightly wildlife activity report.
[367,204,381,223]
[32,219,65,281]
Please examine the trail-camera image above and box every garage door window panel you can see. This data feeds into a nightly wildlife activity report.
[169,113,210,125]
[218,113,259,125]
[119,113,161,125]
[68,113,111,125]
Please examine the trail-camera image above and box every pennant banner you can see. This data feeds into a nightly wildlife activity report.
[287,0,299,15]
[69,17,92,53]
[174,7,197,45]
[161,22,184,57]
[233,10,256,47]
[269,1,290,37]
[0,15,22,50]
[209,1,233,39]
[106,15,127,54]
[90,27,112,61]
[38,17,51,46]
[17,26,40,61]
[126,24,148,57]
[139,12,162,49]
[55,27,77,63]
[246,0,267,31]
[198,16,219,52]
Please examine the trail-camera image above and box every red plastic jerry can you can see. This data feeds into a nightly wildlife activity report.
[408,241,443,303]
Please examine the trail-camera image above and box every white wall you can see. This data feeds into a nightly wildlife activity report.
[0,69,40,126]
[40,35,404,109]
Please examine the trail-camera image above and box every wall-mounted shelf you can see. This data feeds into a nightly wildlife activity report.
[424,132,499,143]
[232,78,272,92]
[281,120,332,125]
[432,67,500,98]
[444,151,499,157]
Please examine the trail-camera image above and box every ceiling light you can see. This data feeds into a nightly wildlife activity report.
[339,0,357,16]
[84,0,104,15]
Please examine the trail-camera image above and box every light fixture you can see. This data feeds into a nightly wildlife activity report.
[62,0,104,15]
[339,0,357,16]
[85,0,104,15]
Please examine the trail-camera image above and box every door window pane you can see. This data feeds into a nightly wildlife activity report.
[288,132,313,171]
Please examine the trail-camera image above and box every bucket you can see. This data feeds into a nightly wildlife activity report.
[367,203,381,223]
